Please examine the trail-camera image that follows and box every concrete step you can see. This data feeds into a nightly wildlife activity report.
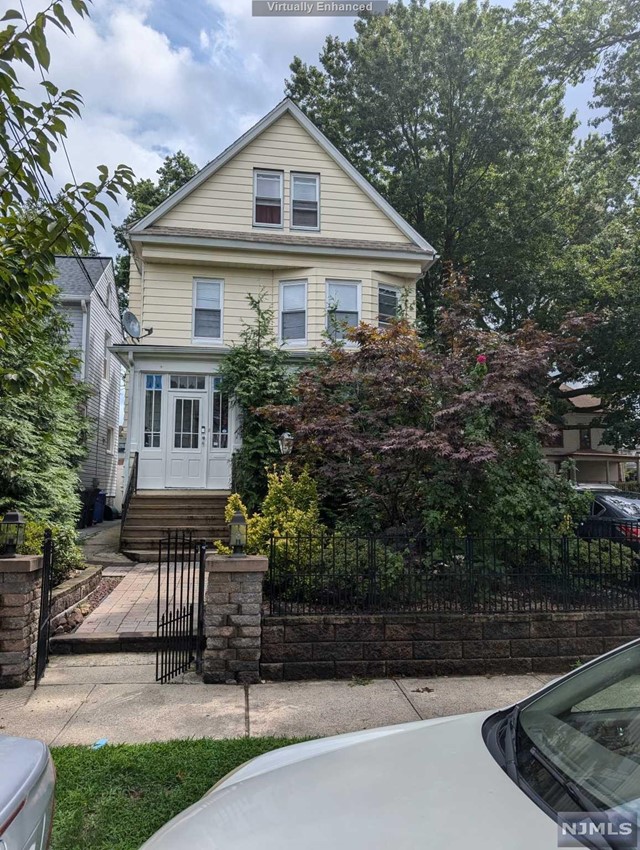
[121,535,228,546]
[126,512,226,522]
[122,548,222,563]
[132,490,229,505]
[123,524,227,535]
[124,516,227,525]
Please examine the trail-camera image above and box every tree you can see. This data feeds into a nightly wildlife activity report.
[218,292,293,513]
[0,1,133,391]
[287,0,576,331]
[113,151,198,308]
[262,273,588,534]
[509,0,640,443]
[517,0,640,161]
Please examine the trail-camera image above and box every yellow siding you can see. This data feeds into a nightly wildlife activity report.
[137,255,416,349]
[156,112,410,244]
[128,263,142,321]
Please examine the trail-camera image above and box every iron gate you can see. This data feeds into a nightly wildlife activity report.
[156,530,206,683]
[34,529,55,689]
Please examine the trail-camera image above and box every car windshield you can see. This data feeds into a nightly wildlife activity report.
[602,497,640,517]
[517,643,640,816]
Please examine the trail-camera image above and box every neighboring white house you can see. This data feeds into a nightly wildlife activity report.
[115,98,436,495]
[55,255,123,504]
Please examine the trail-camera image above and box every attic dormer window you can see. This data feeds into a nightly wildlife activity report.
[254,170,283,227]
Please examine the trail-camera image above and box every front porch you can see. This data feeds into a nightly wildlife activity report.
[545,448,640,486]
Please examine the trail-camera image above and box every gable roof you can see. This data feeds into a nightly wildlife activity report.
[54,256,111,297]
[129,99,436,258]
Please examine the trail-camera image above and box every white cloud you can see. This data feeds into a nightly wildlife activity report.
[19,0,359,252]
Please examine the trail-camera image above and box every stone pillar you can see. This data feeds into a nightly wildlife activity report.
[202,554,268,685]
[0,556,43,688]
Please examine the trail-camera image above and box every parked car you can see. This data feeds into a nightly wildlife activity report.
[0,735,55,849]
[575,485,640,553]
[140,639,640,850]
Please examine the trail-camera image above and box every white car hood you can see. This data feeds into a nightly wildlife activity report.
[142,712,557,850]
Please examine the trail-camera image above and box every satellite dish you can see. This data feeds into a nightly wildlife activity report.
[122,309,142,339]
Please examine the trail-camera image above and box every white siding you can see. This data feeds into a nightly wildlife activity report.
[80,265,123,500]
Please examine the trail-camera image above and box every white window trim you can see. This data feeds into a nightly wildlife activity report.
[279,279,308,347]
[325,279,361,345]
[290,172,320,232]
[142,372,163,452]
[253,169,284,229]
[192,278,224,345]
[378,283,401,327]
[102,332,111,380]
[106,426,115,455]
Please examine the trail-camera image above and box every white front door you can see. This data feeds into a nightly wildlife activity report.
[165,391,207,488]
[207,375,232,489]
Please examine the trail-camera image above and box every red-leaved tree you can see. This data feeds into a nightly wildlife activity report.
[262,273,591,532]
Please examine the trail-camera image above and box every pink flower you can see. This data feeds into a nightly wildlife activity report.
[476,354,487,364]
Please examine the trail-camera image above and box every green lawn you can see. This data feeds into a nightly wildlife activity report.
[51,738,298,850]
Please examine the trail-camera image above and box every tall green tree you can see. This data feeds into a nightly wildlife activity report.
[113,151,198,308]
[287,0,576,331]
[0,1,131,534]
[0,1,133,391]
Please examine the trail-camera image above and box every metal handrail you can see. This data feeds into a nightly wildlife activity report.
[119,451,139,549]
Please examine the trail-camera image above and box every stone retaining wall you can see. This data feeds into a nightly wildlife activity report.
[260,611,640,681]
[0,556,43,688]
[50,565,103,632]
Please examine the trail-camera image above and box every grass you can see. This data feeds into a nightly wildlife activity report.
[51,737,298,850]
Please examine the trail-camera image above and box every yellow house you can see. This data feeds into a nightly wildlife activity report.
[114,99,435,556]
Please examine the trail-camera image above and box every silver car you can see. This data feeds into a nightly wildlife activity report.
[0,736,55,850]
[141,639,640,849]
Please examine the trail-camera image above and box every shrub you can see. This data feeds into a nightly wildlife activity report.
[216,467,325,555]
[19,518,85,585]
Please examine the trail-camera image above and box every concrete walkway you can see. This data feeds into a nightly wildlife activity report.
[0,654,554,747]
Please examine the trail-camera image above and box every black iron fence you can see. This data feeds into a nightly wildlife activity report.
[34,530,54,688]
[156,530,206,684]
[265,525,640,616]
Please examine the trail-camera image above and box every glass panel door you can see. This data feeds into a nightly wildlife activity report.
[174,398,200,449]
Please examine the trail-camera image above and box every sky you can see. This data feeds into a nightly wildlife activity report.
[26,0,596,256]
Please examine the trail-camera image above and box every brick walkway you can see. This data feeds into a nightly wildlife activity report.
[75,564,159,635]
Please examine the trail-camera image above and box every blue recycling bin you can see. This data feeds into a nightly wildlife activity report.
[92,490,106,524]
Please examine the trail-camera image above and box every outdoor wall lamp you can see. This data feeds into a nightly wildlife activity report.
[278,431,294,456]
[0,510,26,558]
[229,511,247,557]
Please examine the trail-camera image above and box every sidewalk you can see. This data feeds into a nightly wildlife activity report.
[0,654,554,747]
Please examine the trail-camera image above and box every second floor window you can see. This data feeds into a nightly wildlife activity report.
[378,286,399,327]
[327,280,360,341]
[579,428,592,450]
[291,173,319,229]
[193,279,223,340]
[254,170,283,226]
[280,281,307,343]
